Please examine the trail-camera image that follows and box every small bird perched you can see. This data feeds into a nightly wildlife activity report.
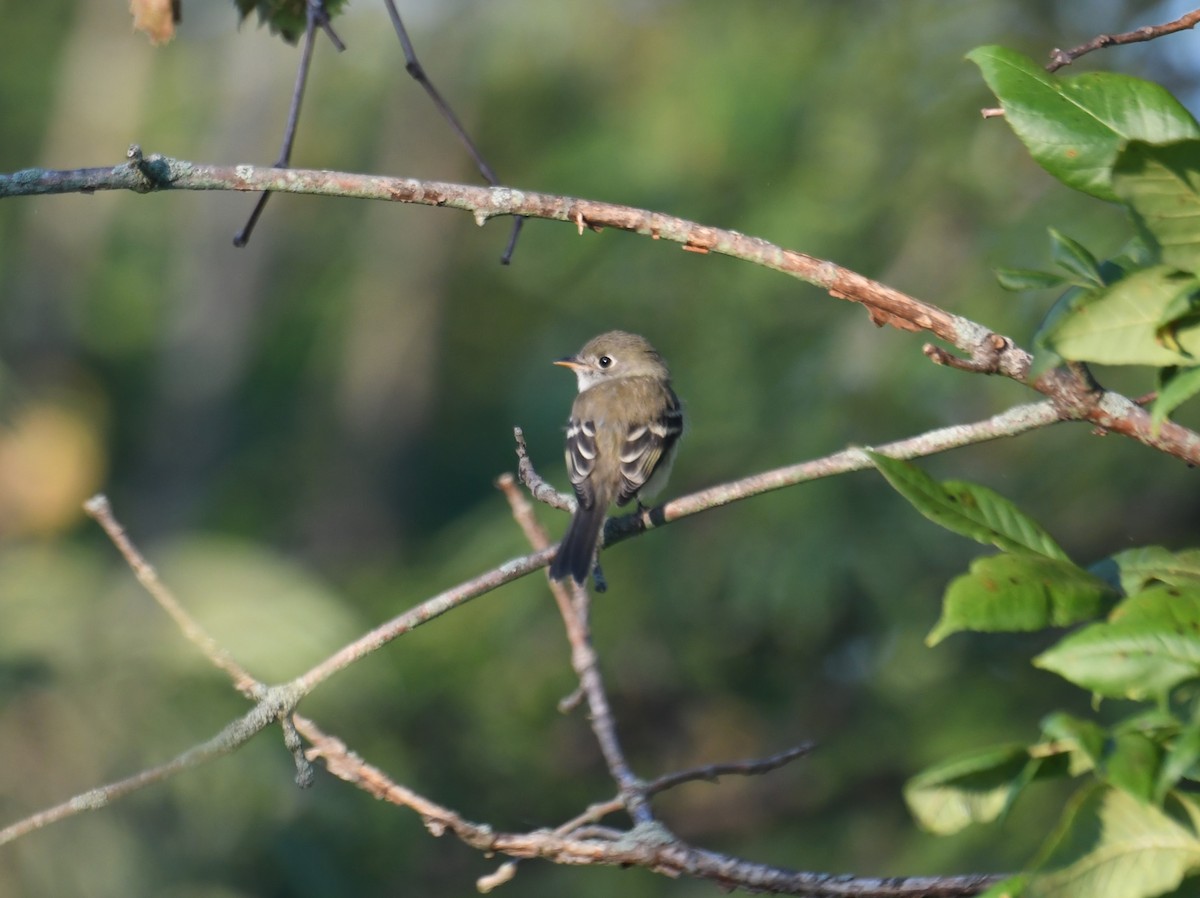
[549,331,684,584]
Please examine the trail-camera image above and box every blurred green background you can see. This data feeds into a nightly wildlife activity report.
[3,0,1200,895]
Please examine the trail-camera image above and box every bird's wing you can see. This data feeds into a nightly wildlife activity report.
[564,417,598,508]
[615,387,683,506]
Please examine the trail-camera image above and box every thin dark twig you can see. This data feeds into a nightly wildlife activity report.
[382,0,525,263]
[234,0,342,247]
[550,743,817,838]
[645,743,818,795]
[1047,8,1200,71]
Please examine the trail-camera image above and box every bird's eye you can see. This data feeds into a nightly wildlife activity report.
[598,355,613,369]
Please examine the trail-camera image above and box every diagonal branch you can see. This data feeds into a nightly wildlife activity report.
[0,398,1069,851]
[294,714,1002,897]
[0,694,290,846]
[82,494,263,698]
[1046,8,1200,72]
[234,0,341,246]
[495,473,651,823]
[6,154,1200,464]
[381,0,525,263]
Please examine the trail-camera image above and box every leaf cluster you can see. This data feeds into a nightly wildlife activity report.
[232,0,350,43]
[874,451,1200,898]
[976,46,1200,426]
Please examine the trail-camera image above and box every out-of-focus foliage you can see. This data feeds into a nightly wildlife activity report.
[2,1,1199,896]
[234,0,351,44]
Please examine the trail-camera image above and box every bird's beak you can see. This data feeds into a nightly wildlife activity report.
[554,356,584,371]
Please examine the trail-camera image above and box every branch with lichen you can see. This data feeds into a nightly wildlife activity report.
[5,150,1198,466]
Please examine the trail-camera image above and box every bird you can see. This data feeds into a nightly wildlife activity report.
[549,330,684,584]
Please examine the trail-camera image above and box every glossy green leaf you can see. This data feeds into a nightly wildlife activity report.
[995,267,1068,292]
[929,554,1113,645]
[1155,367,1200,431]
[1159,724,1200,803]
[1113,141,1200,273]
[1038,264,1200,365]
[980,876,1029,898]
[1102,732,1161,803]
[1040,712,1107,776]
[969,46,1200,201]
[1050,229,1104,287]
[1029,787,1200,898]
[869,453,1069,559]
[1035,587,1200,699]
[905,743,1031,834]
[1109,547,1200,595]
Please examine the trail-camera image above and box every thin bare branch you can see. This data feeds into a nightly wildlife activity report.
[8,153,1200,465]
[82,494,262,698]
[0,693,290,846]
[550,743,818,838]
[234,0,344,246]
[294,714,1002,896]
[512,427,573,511]
[5,404,1042,883]
[381,0,524,263]
[496,473,651,824]
[1047,8,1200,71]
[292,543,555,693]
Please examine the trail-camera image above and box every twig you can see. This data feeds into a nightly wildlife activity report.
[382,0,524,263]
[1046,9,1200,72]
[551,743,817,837]
[0,694,290,846]
[496,473,652,824]
[292,541,555,693]
[513,426,573,511]
[552,400,1064,550]
[598,394,1195,547]
[234,0,344,247]
[645,743,818,794]
[82,494,262,698]
[8,421,1031,887]
[294,714,1003,896]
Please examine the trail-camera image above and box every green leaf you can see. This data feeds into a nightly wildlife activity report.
[1050,229,1104,287]
[1029,787,1200,898]
[1033,240,1157,368]
[1035,587,1200,700]
[1155,367,1200,431]
[1102,732,1161,803]
[905,743,1031,834]
[869,453,1070,559]
[969,46,1200,201]
[1159,723,1200,803]
[1040,712,1107,776]
[929,554,1113,645]
[1038,264,1200,365]
[1113,141,1200,273]
[979,876,1029,898]
[996,267,1068,292]
[1109,547,1200,595]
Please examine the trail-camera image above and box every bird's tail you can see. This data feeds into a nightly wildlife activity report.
[549,503,606,584]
